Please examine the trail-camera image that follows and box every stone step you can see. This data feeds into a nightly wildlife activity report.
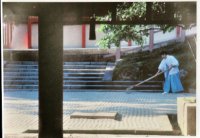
[4,72,38,76]
[4,72,104,77]
[63,69,106,73]
[4,68,39,72]
[4,68,106,73]
[3,65,105,69]
[4,76,39,80]
[4,89,39,92]
[63,62,108,65]
[4,65,106,69]
[5,61,38,65]
[65,85,162,90]
[70,112,118,119]
[4,84,162,90]
[4,85,38,89]
[4,80,163,85]
[68,65,107,69]
[63,81,163,85]
[6,61,108,65]
[5,64,38,68]
[66,73,104,77]
[3,61,164,91]
[4,76,103,80]
[3,89,163,93]
[64,77,103,80]
[4,80,39,85]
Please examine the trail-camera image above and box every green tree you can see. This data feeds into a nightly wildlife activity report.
[97,2,175,49]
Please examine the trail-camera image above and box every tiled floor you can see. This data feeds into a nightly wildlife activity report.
[3,91,195,135]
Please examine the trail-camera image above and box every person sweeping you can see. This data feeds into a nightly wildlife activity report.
[127,51,184,94]
[156,51,184,94]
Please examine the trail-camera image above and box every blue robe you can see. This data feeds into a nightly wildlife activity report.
[158,55,184,93]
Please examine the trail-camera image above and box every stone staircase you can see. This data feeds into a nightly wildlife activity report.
[4,61,163,92]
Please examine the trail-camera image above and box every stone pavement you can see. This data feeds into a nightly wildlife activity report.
[4,134,161,138]
[3,91,195,136]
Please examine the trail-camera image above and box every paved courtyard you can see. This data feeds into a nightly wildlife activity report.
[3,90,195,136]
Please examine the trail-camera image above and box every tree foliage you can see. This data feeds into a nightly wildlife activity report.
[97,2,175,49]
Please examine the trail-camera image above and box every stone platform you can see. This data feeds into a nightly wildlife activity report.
[70,112,118,119]
[3,91,195,136]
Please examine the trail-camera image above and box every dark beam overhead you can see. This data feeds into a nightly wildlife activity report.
[3,2,196,25]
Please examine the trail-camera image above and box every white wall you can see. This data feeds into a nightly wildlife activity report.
[32,24,38,49]
[63,25,82,48]
[154,29,176,44]
[186,26,196,36]
[85,25,104,48]
[120,40,129,47]
[11,24,28,49]
[8,24,197,49]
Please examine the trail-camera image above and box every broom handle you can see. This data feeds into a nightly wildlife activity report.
[134,71,165,87]
[126,68,171,90]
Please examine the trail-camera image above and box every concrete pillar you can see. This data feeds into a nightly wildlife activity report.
[38,4,63,138]
[176,27,186,42]
[6,23,9,48]
[28,17,32,49]
[177,97,196,136]
[176,26,181,38]
[3,23,5,48]
[149,29,154,52]
[180,29,186,42]
[115,46,121,61]
[184,103,196,136]
[128,40,132,46]
[4,22,11,48]
[7,23,11,48]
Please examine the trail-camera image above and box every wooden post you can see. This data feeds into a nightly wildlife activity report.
[28,17,32,49]
[82,24,86,48]
[38,4,63,138]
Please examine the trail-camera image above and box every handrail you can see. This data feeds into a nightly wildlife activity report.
[187,39,196,62]
[103,38,180,58]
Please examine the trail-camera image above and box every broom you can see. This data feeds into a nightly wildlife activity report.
[126,69,169,91]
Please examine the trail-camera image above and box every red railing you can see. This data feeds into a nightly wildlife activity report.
[28,16,39,49]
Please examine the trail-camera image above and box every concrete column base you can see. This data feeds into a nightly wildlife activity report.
[177,97,196,136]
[115,47,121,61]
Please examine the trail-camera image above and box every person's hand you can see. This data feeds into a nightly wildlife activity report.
[169,65,173,70]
